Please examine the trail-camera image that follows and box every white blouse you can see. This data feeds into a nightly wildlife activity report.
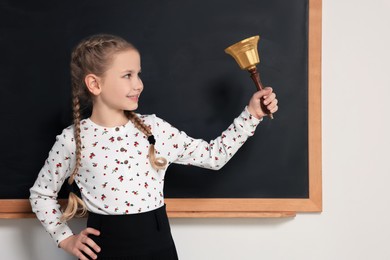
[30,107,261,245]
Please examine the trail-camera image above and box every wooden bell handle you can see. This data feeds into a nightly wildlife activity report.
[248,67,274,119]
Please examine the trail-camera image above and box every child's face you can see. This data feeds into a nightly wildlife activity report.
[97,49,143,112]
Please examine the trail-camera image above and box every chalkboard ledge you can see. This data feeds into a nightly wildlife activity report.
[168,211,296,218]
[0,199,297,218]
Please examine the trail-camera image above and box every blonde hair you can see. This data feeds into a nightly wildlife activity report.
[61,34,167,222]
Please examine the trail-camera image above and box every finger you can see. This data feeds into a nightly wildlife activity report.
[266,98,278,108]
[84,236,101,254]
[267,100,278,111]
[261,87,273,99]
[263,93,276,105]
[79,243,98,260]
[81,227,101,236]
[269,105,278,113]
[75,250,89,260]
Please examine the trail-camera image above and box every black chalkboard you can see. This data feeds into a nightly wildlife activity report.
[0,0,310,202]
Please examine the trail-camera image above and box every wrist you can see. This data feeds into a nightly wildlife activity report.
[247,106,263,120]
[58,234,74,249]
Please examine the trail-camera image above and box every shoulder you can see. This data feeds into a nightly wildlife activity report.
[134,113,161,127]
[58,124,74,140]
[135,113,156,123]
[54,122,77,151]
[136,113,175,129]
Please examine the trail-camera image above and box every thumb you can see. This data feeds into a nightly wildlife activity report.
[254,87,273,99]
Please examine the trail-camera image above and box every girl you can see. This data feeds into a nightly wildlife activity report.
[30,34,278,260]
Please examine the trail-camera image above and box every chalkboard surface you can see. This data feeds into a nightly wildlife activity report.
[0,0,311,202]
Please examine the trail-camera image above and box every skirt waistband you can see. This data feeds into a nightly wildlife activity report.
[88,204,167,220]
[87,205,169,234]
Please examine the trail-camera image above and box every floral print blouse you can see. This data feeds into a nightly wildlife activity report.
[29,107,261,245]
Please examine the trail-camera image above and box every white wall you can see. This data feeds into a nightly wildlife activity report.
[1,1,390,259]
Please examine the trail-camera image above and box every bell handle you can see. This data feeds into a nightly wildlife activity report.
[248,67,274,119]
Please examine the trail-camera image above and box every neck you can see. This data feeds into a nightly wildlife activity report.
[89,107,130,127]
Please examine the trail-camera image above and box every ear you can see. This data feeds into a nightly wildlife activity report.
[85,74,102,95]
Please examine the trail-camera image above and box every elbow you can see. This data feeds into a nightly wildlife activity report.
[211,163,225,171]
[207,157,230,171]
[29,187,38,209]
[29,187,36,201]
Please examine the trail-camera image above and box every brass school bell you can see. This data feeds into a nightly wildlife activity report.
[225,35,274,119]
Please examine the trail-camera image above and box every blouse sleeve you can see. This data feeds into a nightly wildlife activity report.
[154,106,262,170]
[29,127,76,246]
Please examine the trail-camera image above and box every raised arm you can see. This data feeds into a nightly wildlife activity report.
[154,106,261,170]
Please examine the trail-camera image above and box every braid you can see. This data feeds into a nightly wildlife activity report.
[126,112,167,170]
[60,94,87,222]
[127,111,151,136]
[70,95,82,182]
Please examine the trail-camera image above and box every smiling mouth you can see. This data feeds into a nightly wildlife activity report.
[127,94,140,101]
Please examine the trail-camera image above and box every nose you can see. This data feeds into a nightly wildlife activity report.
[133,77,144,92]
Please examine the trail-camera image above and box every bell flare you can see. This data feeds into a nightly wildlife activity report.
[224,35,260,70]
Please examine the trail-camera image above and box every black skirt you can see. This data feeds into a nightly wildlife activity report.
[84,204,178,260]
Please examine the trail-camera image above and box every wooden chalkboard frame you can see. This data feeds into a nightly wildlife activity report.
[0,0,321,218]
